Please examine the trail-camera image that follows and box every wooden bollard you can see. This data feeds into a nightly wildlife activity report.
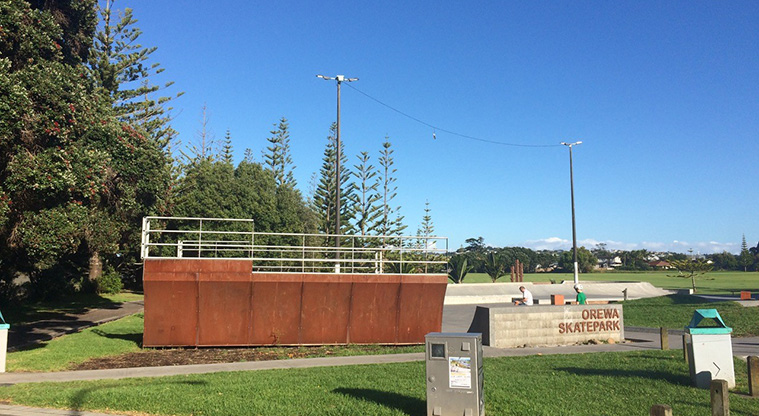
[660,327,669,350]
[748,356,759,397]
[682,334,689,364]
[710,379,729,416]
[650,404,673,416]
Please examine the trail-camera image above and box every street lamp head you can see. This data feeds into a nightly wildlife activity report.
[561,141,582,147]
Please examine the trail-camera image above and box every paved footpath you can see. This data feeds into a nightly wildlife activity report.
[7,301,144,352]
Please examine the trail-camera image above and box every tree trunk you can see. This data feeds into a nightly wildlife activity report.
[691,274,697,293]
[89,250,103,284]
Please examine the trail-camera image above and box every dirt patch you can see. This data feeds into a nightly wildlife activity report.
[71,345,420,370]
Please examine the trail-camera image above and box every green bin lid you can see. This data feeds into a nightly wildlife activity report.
[685,309,732,334]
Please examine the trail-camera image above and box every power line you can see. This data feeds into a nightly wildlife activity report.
[344,83,563,148]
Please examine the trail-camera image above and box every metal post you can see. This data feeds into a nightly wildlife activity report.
[561,141,582,285]
[336,79,341,257]
[316,74,358,268]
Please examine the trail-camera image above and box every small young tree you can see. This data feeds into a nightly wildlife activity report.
[670,259,713,293]
[483,252,505,283]
[416,200,435,245]
[447,255,470,284]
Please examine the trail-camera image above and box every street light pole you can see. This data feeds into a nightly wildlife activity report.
[316,74,358,265]
[561,141,582,285]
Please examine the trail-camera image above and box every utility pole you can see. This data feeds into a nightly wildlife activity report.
[316,74,358,266]
[561,141,582,285]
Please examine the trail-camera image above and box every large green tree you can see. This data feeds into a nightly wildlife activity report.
[0,0,171,297]
[558,247,598,274]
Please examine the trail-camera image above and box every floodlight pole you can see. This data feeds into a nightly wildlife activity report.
[561,141,582,285]
[316,74,358,264]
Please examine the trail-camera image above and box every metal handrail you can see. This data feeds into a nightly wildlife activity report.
[141,216,448,274]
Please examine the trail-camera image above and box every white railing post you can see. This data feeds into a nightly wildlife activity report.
[141,217,150,259]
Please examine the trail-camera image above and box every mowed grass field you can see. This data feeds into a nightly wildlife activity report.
[2,351,758,416]
[463,271,759,294]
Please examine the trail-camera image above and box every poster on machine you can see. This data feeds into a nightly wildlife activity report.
[448,357,472,389]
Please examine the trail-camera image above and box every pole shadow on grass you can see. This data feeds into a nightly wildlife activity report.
[333,387,425,415]
[555,366,691,386]
[69,380,207,413]
[91,328,143,346]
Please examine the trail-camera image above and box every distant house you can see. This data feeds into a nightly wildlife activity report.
[649,260,671,270]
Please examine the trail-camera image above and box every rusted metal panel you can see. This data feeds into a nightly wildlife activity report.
[300,275,352,344]
[197,281,251,346]
[143,275,198,347]
[348,275,401,344]
[250,274,303,345]
[396,275,448,343]
[143,259,448,346]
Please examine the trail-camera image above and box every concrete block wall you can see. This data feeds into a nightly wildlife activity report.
[468,304,624,348]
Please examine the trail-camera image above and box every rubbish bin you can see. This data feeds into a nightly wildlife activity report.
[683,309,735,389]
[0,310,8,373]
[425,332,484,416]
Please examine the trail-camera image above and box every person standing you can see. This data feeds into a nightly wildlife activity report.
[574,284,587,305]
[514,285,533,306]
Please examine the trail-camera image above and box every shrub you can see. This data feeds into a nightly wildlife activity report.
[97,267,123,294]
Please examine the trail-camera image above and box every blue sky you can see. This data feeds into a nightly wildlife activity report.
[120,0,759,254]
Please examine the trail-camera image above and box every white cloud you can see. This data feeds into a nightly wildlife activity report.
[519,237,740,254]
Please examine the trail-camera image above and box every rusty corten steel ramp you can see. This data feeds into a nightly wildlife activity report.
[143,259,448,347]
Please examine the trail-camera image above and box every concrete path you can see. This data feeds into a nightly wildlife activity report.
[444,281,671,305]
[0,403,121,416]
[7,301,144,352]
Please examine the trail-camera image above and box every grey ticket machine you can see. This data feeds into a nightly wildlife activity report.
[425,332,484,416]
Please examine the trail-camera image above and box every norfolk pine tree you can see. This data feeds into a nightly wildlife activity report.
[312,124,354,240]
[220,129,234,165]
[88,0,182,150]
[350,151,381,238]
[739,234,753,272]
[377,138,406,241]
[262,117,296,188]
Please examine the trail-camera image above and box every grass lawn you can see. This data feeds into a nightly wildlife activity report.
[6,314,145,372]
[1,350,757,416]
[2,292,144,325]
[623,295,759,336]
[464,271,759,294]
[6,314,423,372]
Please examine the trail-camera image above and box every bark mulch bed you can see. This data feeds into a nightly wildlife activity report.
[71,345,420,370]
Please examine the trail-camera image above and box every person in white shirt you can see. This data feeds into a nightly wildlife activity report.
[514,285,533,306]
